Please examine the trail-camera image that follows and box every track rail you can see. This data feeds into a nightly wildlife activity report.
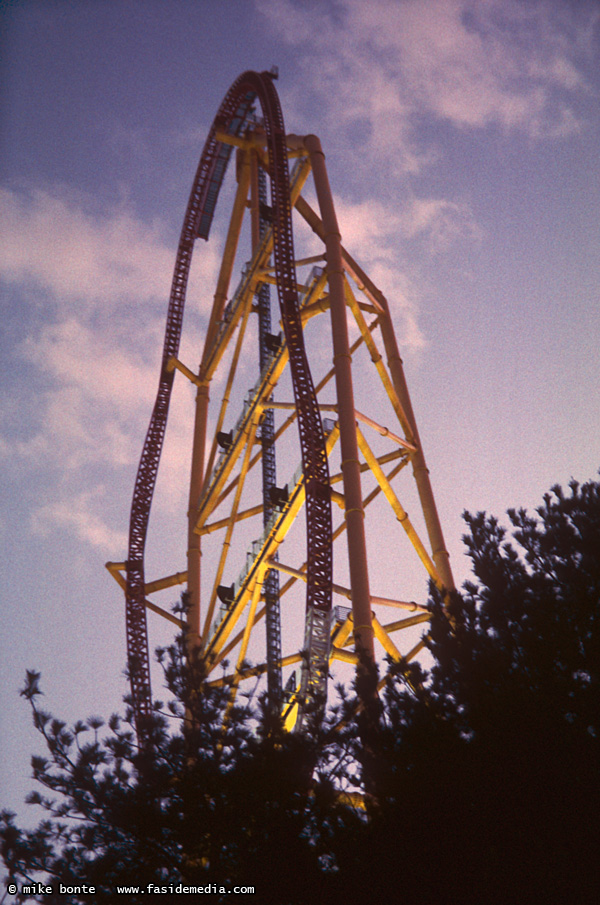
[126,71,332,738]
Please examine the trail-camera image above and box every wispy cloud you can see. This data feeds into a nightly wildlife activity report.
[306,191,479,348]
[13,318,154,470]
[329,195,423,348]
[0,187,174,307]
[1,186,220,550]
[258,0,595,173]
[5,0,595,553]
[258,0,592,352]
[31,486,128,552]
[400,197,482,251]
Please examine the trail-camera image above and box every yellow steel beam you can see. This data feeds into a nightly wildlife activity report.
[267,400,415,453]
[195,407,256,533]
[356,426,443,591]
[343,278,415,442]
[203,467,308,663]
[382,612,432,633]
[203,350,291,521]
[200,157,312,388]
[210,603,267,673]
[215,130,266,150]
[331,615,353,649]
[214,130,310,158]
[106,562,188,598]
[268,559,427,613]
[211,314,377,514]
[201,414,260,644]
[144,600,185,628]
[337,791,367,810]
[370,596,428,612]
[268,559,353,603]
[329,448,405,486]
[300,296,331,322]
[331,646,358,665]
[266,312,381,452]
[203,425,340,666]
[343,234,456,593]
[405,637,428,662]
[225,571,265,710]
[351,409,415,452]
[201,287,254,496]
[200,153,253,380]
[294,194,385,315]
[294,253,326,268]
[356,300,381,315]
[336,610,431,659]
[105,561,126,589]
[283,696,300,732]
[251,273,315,294]
[276,455,408,602]
[371,615,403,662]
[199,503,263,536]
[166,356,202,387]
[297,183,452,598]
[105,563,185,628]
[330,489,345,509]
[196,267,328,528]
[144,570,188,595]
[208,652,304,688]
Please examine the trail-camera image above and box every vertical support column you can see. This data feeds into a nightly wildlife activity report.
[200,150,253,379]
[187,382,209,642]
[304,134,375,666]
[329,240,455,594]
[188,149,252,647]
[377,307,455,592]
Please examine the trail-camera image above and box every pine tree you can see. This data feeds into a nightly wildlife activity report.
[1,630,349,904]
[330,475,600,903]
[3,475,600,903]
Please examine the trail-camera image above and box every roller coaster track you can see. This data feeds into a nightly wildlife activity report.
[125,71,332,737]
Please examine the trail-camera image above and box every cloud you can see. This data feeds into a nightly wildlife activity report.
[325,192,479,347]
[0,186,174,307]
[9,319,153,470]
[23,318,155,415]
[4,311,197,545]
[258,0,595,172]
[256,0,590,353]
[326,195,418,347]
[31,487,128,553]
[1,185,223,551]
[348,0,591,134]
[400,197,482,251]
[0,158,482,553]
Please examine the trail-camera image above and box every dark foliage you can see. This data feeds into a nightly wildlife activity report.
[334,476,600,903]
[3,475,600,904]
[0,629,354,905]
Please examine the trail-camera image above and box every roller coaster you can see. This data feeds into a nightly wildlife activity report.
[106,71,454,740]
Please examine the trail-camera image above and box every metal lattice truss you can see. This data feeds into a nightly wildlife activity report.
[107,72,453,738]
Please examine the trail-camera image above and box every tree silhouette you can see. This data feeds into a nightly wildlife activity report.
[332,476,600,903]
[3,475,600,903]
[1,633,345,904]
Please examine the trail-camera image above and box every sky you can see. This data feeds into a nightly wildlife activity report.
[1,0,599,824]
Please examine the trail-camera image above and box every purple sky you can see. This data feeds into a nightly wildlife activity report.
[1,0,599,824]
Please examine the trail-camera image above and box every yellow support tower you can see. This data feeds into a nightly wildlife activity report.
[107,71,454,737]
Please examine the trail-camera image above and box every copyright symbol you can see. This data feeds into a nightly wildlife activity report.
[8,883,18,894]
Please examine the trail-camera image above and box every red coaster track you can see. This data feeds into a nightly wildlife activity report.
[125,71,332,736]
